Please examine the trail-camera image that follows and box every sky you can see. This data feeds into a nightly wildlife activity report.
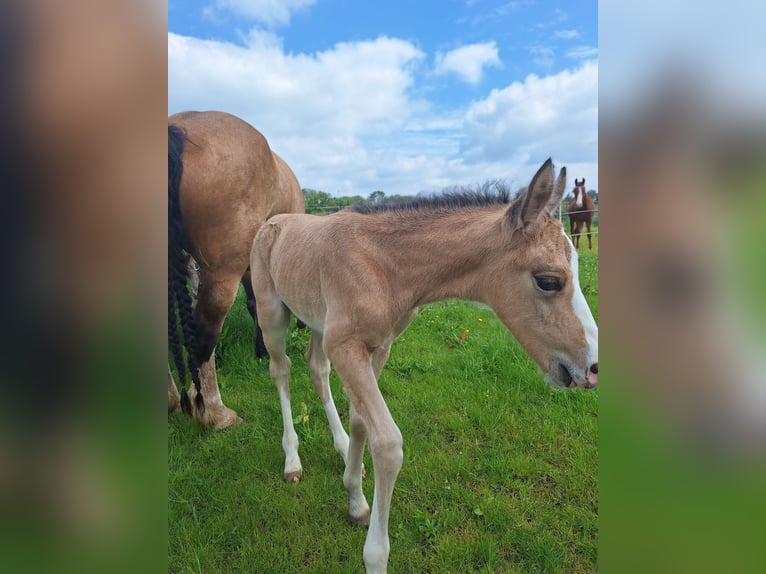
[168,0,597,197]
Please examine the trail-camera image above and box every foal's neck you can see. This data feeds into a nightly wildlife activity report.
[369,207,508,309]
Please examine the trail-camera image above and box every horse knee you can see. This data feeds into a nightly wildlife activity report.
[369,431,403,472]
[269,354,292,381]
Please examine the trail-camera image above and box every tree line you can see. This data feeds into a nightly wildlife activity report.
[302,181,597,215]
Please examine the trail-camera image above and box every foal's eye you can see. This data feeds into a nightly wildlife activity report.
[535,276,562,292]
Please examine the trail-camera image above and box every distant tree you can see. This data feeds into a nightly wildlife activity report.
[302,188,334,213]
[368,190,386,204]
[587,189,598,203]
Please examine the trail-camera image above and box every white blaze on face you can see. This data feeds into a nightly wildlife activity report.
[563,231,598,373]
[575,189,583,209]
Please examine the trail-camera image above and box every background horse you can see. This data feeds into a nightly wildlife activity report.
[250,159,598,573]
[168,111,304,429]
[567,177,595,249]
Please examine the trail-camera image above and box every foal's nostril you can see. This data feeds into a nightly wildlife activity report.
[589,363,598,375]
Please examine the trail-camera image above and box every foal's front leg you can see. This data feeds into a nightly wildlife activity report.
[329,337,404,574]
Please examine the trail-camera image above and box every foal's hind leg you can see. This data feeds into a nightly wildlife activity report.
[307,332,351,465]
[586,218,593,250]
[257,297,301,481]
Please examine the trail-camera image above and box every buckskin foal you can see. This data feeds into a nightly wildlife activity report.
[251,159,598,573]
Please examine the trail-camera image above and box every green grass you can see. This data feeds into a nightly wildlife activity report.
[169,238,598,574]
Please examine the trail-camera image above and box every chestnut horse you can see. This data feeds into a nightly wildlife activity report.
[251,159,598,573]
[567,177,596,249]
[168,111,304,429]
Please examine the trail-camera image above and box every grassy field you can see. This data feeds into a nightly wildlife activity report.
[169,231,599,574]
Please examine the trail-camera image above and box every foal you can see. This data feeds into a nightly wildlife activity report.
[251,159,598,573]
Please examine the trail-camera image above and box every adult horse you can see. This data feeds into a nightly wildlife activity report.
[567,177,595,249]
[168,111,304,429]
[251,159,598,573]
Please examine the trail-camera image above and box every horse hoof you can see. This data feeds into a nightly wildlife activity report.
[215,415,244,429]
[349,511,370,528]
[210,408,243,430]
[284,470,303,483]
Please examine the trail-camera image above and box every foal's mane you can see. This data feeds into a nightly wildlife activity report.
[352,189,512,215]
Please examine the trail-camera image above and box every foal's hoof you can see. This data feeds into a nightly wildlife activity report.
[349,511,370,528]
[284,469,303,483]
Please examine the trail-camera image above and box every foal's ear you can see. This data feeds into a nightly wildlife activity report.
[545,166,566,214]
[513,158,556,229]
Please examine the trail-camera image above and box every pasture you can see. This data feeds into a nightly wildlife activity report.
[168,231,598,573]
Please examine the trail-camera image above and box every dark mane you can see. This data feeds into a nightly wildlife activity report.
[352,189,512,214]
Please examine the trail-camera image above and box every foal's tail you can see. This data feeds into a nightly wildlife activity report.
[168,124,204,416]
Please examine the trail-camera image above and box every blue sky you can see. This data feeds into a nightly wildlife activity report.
[169,0,597,196]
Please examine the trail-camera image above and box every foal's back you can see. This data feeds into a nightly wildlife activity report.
[255,211,385,331]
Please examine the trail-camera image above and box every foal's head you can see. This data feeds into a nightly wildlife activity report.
[490,160,598,389]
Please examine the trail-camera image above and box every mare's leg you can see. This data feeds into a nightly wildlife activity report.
[573,220,582,249]
[168,365,181,413]
[189,352,242,429]
[586,218,593,250]
[191,273,242,429]
[307,332,351,464]
[241,269,268,358]
[569,217,575,246]
[328,335,403,574]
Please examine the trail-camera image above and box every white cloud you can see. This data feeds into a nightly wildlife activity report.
[555,29,579,40]
[529,45,555,69]
[169,31,598,196]
[566,45,598,59]
[461,60,598,171]
[207,0,316,28]
[434,42,501,84]
[169,31,424,136]
[169,31,432,195]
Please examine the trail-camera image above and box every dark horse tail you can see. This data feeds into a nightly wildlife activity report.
[168,124,204,415]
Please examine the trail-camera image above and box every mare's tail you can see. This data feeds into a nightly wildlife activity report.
[168,124,204,415]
